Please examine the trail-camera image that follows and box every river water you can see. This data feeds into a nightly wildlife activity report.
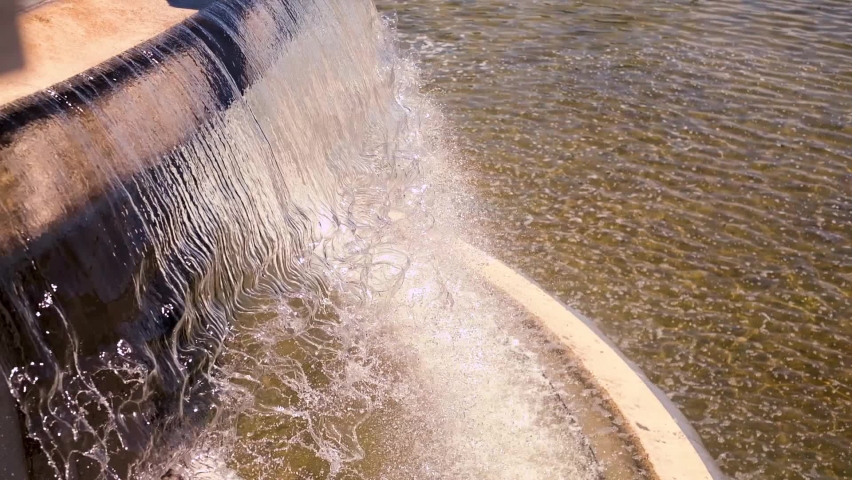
[376,0,852,478]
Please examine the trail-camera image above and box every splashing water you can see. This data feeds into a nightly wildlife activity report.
[0,1,608,478]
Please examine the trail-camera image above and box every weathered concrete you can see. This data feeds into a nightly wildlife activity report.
[0,0,195,105]
[0,5,201,479]
[0,0,24,75]
[0,0,283,477]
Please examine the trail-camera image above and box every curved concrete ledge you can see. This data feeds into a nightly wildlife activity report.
[0,0,300,255]
[0,0,197,105]
[453,239,724,480]
[0,0,318,476]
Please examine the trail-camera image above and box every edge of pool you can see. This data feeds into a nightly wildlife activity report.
[454,240,725,480]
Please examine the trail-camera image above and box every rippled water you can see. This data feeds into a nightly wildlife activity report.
[1,0,628,478]
[376,0,852,478]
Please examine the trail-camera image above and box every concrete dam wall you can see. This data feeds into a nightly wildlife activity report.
[0,0,387,476]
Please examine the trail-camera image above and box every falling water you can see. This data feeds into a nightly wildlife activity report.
[0,0,620,478]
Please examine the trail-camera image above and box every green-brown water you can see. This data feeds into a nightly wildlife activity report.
[377,1,852,478]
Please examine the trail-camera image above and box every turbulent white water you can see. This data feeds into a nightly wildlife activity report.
[175,8,602,479]
[1,1,603,478]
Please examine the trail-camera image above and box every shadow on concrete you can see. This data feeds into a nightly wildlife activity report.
[167,0,216,9]
[0,0,24,75]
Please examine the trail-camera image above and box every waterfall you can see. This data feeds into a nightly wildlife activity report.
[0,1,602,478]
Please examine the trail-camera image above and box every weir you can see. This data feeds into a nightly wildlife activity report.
[0,0,721,479]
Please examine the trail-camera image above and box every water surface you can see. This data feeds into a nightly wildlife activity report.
[377,1,852,478]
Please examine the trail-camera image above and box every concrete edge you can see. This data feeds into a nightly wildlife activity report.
[0,0,306,475]
[17,0,52,12]
[452,239,726,480]
[0,0,299,255]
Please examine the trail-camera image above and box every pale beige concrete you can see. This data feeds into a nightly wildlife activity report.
[454,239,718,480]
[0,0,195,105]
